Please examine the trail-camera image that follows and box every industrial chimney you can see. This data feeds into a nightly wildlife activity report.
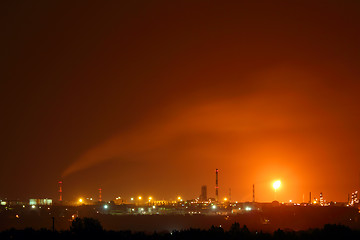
[58,181,63,202]
[215,169,219,202]
[99,188,102,202]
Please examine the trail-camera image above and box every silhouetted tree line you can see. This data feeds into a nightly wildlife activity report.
[0,217,359,240]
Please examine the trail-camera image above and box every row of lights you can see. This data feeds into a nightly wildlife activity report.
[77,180,282,204]
[129,196,183,201]
[78,196,183,204]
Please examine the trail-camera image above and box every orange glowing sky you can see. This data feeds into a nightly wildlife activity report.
[1,1,360,203]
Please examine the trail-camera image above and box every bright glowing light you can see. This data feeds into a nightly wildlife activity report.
[148,197,152,201]
[131,198,134,201]
[31,205,35,209]
[273,180,281,190]
[245,207,252,211]
[224,198,228,201]
[212,205,217,209]
[177,196,181,200]
[79,198,83,203]
[138,196,142,200]
[104,204,108,209]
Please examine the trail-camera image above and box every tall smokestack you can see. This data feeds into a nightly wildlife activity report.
[58,181,63,202]
[99,188,102,202]
[253,184,255,202]
[309,192,311,204]
[215,169,219,202]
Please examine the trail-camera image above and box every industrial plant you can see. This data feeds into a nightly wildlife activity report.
[1,168,359,233]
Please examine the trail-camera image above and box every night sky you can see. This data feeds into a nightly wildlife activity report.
[1,1,360,203]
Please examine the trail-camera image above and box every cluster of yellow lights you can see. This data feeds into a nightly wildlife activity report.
[135,196,154,201]
[131,196,184,201]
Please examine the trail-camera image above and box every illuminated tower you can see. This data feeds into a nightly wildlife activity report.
[352,191,359,205]
[99,188,102,202]
[58,181,63,202]
[215,169,219,202]
[320,192,324,206]
[349,191,359,206]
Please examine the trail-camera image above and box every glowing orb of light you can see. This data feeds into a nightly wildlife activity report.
[273,180,281,190]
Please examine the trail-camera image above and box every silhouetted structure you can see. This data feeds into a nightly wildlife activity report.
[200,185,207,202]
[253,184,255,202]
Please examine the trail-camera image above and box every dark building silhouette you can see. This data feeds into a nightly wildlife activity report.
[200,185,207,202]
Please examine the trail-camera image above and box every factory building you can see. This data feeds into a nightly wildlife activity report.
[29,199,52,206]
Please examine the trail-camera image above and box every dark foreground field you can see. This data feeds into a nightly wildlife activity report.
[1,205,359,232]
[1,218,359,240]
